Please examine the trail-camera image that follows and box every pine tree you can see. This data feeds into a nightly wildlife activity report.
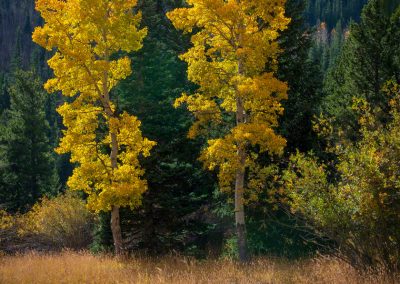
[305,0,368,28]
[278,0,324,153]
[322,0,400,138]
[114,0,215,254]
[0,73,9,114]
[243,0,324,259]
[328,19,344,68]
[0,70,59,212]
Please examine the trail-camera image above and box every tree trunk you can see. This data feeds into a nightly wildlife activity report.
[110,131,123,255]
[235,96,248,262]
[102,67,124,255]
[111,205,123,255]
[235,19,248,262]
[235,146,248,262]
[107,100,124,255]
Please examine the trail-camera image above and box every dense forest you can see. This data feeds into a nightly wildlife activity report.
[1,0,400,280]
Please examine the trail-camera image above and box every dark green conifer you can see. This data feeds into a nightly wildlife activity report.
[323,0,400,138]
[279,0,324,152]
[90,0,215,254]
[0,70,59,212]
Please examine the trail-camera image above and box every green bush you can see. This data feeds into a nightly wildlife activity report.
[221,236,238,260]
[283,82,400,270]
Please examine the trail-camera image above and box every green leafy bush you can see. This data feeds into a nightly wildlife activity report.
[284,82,400,270]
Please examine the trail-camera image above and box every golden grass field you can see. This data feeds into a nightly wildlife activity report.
[0,251,397,284]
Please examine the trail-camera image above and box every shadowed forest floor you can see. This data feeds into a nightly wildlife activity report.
[0,251,398,284]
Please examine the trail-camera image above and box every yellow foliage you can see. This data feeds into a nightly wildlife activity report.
[0,210,15,231]
[33,0,155,212]
[1,194,94,250]
[20,192,94,249]
[168,0,289,195]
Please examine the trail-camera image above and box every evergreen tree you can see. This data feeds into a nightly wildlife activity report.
[328,20,344,68]
[244,0,324,259]
[279,0,324,153]
[305,0,368,28]
[309,22,333,74]
[386,6,400,81]
[322,0,400,139]
[0,70,59,212]
[0,73,9,113]
[114,0,215,255]
[10,28,23,72]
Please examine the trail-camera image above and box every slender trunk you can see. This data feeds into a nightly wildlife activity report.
[110,130,123,255]
[234,13,248,262]
[235,145,248,262]
[102,66,124,255]
[111,205,123,254]
[235,52,248,262]
[109,133,123,255]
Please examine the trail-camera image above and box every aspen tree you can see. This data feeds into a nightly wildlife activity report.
[168,0,290,261]
[33,0,155,254]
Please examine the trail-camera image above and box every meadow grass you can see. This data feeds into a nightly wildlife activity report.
[0,251,397,284]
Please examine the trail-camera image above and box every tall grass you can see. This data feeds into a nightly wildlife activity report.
[0,251,397,283]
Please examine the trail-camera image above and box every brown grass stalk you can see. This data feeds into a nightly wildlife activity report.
[0,251,397,284]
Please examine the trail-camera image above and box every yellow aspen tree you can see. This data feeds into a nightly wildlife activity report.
[32,0,156,255]
[167,0,290,261]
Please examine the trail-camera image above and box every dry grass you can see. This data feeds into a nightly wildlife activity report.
[0,251,397,284]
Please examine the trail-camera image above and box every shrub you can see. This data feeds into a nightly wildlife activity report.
[283,82,400,270]
[0,209,45,252]
[0,192,94,252]
[21,192,95,250]
[0,210,19,252]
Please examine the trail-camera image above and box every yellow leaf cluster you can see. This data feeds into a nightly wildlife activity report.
[0,210,15,230]
[33,0,155,212]
[168,0,290,194]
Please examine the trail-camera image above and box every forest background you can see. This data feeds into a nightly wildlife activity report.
[1,0,400,272]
